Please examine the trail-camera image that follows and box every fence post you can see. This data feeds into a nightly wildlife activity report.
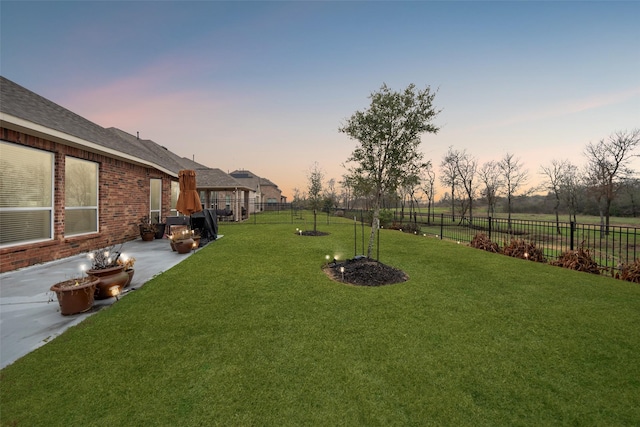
[377,224,380,261]
[361,210,365,254]
[488,216,492,241]
[440,213,444,240]
[570,221,575,251]
[354,216,357,257]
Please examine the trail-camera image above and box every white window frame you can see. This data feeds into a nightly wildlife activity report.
[169,180,179,217]
[150,178,162,223]
[0,141,54,247]
[64,156,99,237]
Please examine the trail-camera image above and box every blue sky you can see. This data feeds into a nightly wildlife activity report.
[2,1,639,199]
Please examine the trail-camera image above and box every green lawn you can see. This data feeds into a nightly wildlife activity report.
[1,221,639,426]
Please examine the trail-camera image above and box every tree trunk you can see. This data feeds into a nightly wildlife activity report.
[507,195,513,233]
[450,184,455,221]
[605,199,612,235]
[313,209,317,233]
[367,206,379,258]
[554,196,561,235]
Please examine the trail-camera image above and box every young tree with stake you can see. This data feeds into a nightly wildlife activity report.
[307,162,324,233]
[339,83,440,258]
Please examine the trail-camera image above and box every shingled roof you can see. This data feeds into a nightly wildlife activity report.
[260,176,279,187]
[229,169,262,191]
[1,77,188,176]
[0,76,250,191]
[2,77,112,147]
[106,127,189,174]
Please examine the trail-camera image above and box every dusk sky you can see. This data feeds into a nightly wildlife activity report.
[2,1,639,199]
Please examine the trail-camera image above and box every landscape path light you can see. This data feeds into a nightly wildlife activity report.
[340,266,345,282]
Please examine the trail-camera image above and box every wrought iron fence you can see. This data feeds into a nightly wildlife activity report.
[392,212,640,273]
[223,204,639,273]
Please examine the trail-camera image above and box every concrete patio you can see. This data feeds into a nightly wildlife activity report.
[0,237,211,369]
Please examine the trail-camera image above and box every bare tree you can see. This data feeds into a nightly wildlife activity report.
[621,178,640,217]
[540,159,572,234]
[420,162,436,224]
[343,173,376,210]
[398,160,422,222]
[498,153,529,230]
[584,129,640,234]
[559,163,581,223]
[324,178,338,210]
[292,187,302,206]
[339,175,354,209]
[454,150,478,223]
[478,161,502,216]
[307,162,324,232]
[440,147,460,221]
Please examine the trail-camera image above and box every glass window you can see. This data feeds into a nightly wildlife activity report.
[209,191,217,209]
[65,156,98,236]
[170,180,179,217]
[150,178,162,223]
[0,141,54,246]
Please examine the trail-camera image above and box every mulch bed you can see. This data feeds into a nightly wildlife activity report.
[297,230,330,236]
[323,257,409,287]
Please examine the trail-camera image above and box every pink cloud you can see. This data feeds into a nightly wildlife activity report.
[475,86,640,131]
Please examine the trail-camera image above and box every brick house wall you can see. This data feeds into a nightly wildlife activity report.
[260,184,284,211]
[0,128,175,273]
[261,184,282,204]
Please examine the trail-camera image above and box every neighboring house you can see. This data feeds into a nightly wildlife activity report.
[179,158,253,222]
[229,170,261,214]
[0,76,253,272]
[228,169,284,213]
[260,177,287,209]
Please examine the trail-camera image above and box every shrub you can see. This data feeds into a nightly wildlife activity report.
[470,233,500,253]
[502,238,546,263]
[400,222,421,234]
[615,260,640,283]
[379,209,394,227]
[550,245,601,274]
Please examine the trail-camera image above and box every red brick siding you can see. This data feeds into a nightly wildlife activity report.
[0,128,175,273]
[261,185,282,203]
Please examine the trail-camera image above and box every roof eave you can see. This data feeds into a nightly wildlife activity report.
[1,113,178,178]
